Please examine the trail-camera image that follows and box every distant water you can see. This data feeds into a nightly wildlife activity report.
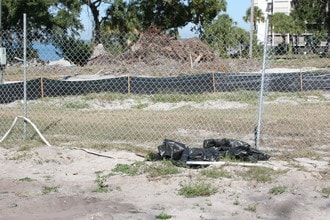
[32,41,62,61]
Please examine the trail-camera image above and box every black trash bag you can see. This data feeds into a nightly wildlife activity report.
[182,147,221,162]
[150,138,270,167]
[150,139,186,161]
[203,138,270,162]
[173,147,221,168]
[203,138,250,150]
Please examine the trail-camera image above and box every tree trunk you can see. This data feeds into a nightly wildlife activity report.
[86,0,102,44]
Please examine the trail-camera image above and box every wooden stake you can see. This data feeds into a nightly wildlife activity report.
[212,72,216,93]
[299,71,303,92]
[128,75,131,95]
[40,77,44,99]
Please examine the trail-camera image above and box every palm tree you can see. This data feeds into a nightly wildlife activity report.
[243,6,265,32]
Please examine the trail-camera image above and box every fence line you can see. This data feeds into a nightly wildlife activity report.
[0,28,329,150]
[1,72,329,104]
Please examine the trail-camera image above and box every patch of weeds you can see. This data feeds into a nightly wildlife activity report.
[94,171,113,193]
[15,192,29,198]
[279,148,322,160]
[287,161,307,171]
[155,212,172,219]
[19,177,35,182]
[63,101,89,109]
[200,167,231,179]
[112,161,146,176]
[178,182,217,198]
[151,92,206,103]
[83,92,129,102]
[244,204,257,212]
[44,159,61,164]
[320,168,330,180]
[134,103,149,109]
[42,186,59,194]
[233,198,240,205]
[9,152,30,160]
[147,160,180,177]
[238,167,285,183]
[205,198,212,206]
[269,186,287,195]
[43,175,53,181]
[217,90,259,104]
[34,159,44,165]
[18,145,34,151]
[321,187,330,198]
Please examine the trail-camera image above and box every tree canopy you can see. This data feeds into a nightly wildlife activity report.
[243,6,265,31]
[270,12,304,36]
[291,0,330,34]
[203,14,249,58]
[1,0,82,32]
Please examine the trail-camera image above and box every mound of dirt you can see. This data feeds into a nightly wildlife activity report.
[88,27,217,66]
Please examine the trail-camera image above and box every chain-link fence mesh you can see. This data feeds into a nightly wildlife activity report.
[0,27,329,152]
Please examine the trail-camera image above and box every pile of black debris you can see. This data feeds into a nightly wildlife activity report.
[150,138,270,167]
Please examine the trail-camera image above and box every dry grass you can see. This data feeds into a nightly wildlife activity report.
[1,90,328,160]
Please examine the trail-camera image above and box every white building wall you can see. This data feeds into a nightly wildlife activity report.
[255,0,293,44]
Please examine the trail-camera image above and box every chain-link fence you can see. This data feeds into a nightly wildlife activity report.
[0,27,329,153]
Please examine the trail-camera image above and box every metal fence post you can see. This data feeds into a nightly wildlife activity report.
[23,13,28,139]
[255,4,271,149]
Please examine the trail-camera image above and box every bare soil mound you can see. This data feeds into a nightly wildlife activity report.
[88,28,217,66]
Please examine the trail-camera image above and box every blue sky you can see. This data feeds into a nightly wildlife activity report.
[80,0,251,39]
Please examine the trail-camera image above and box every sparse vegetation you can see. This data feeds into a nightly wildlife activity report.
[19,177,35,182]
[42,186,59,194]
[112,161,146,176]
[178,182,218,198]
[233,198,240,205]
[321,187,330,198]
[8,152,31,160]
[94,171,113,193]
[63,101,89,109]
[155,212,172,219]
[43,175,53,181]
[244,204,257,212]
[238,167,286,183]
[269,186,287,195]
[146,160,180,177]
[200,167,232,179]
[112,160,180,178]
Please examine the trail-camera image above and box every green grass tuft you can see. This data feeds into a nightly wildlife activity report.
[178,182,218,198]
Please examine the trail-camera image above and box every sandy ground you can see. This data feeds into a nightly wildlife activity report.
[0,145,329,220]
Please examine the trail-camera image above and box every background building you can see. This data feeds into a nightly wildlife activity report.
[254,0,293,46]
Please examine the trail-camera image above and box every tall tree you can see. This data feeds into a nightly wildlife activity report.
[80,0,114,43]
[134,0,191,31]
[243,6,265,32]
[2,0,82,32]
[189,0,227,35]
[203,14,249,58]
[243,6,264,58]
[109,0,227,36]
[291,0,329,33]
[270,12,304,54]
[1,0,83,63]
[291,0,330,50]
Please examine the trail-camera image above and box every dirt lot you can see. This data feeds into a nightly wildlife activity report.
[0,144,329,220]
